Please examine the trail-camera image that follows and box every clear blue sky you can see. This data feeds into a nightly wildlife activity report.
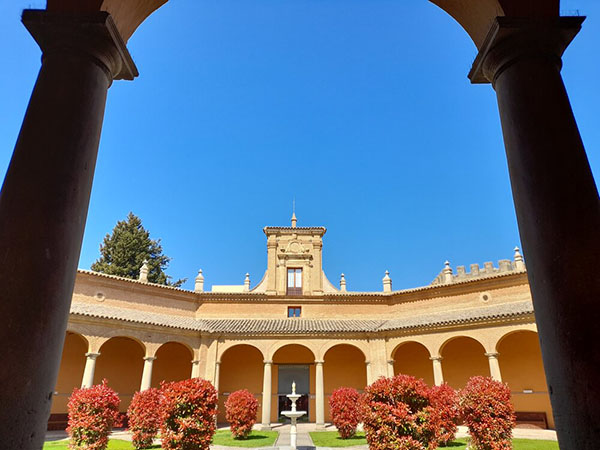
[1,1,598,292]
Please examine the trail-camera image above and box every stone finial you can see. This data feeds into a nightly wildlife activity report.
[244,273,251,292]
[138,259,149,283]
[194,269,204,293]
[443,261,453,284]
[382,270,392,293]
[291,212,297,228]
[514,246,526,270]
[340,273,347,292]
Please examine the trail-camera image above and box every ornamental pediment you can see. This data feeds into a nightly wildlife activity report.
[279,240,310,256]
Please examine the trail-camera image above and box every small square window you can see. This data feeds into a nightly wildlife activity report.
[287,306,301,318]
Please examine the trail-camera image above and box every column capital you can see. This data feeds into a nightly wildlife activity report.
[215,360,221,365]
[365,360,371,365]
[22,10,138,82]
[263,360,273,365]
[387,359,395,365]
[485,352,499,358]
[85,352,101,359]
[143,356,157,362]
[429,356,443,362]
[469,16,585,85]
[314,359,325,365]
[191,359,201,365]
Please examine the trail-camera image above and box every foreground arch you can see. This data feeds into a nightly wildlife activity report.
[430,1,600,446]
[0,1,598,448]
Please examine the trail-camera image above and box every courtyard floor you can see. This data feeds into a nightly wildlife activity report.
[45,424,558,449]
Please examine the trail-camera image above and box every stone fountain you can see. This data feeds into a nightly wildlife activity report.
[281,381,307,449]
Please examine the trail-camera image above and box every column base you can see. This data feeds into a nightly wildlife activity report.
[260,424,272,431]
[315,423,326,430]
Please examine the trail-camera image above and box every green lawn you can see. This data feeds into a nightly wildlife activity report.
[308,433,559,449]
[212,430,278,447]
[309,432,368,447]
[44,434,559,450]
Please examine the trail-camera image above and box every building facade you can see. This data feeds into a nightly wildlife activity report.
[51,217,552,430]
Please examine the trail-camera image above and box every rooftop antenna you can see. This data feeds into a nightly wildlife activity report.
[291,197,297,228]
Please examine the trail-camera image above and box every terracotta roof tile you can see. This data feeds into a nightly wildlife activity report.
[70,301,534,334]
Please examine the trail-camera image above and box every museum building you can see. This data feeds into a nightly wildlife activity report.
[51,216,552,430]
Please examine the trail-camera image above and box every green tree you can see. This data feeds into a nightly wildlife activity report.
[91,212,186,287]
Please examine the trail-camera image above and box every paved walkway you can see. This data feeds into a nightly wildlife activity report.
[46,424,557,448]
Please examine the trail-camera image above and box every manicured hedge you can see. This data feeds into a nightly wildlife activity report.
[66,379,121,450]
[225,389,258,439]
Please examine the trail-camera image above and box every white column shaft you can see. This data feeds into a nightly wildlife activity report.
[315,360,325,426]
[431,357,444,386]
[214,361,221,391]
[486,353,502,381]
[81,352,100,388]
[140,357,156,391]
[261,361,272,428]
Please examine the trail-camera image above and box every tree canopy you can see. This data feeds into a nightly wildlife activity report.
[91,212,186,287]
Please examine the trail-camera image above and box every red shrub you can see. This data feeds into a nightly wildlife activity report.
[127,388,162,449]
[329,387,362,439]
[66,379,120,450]
[362,375,438,450]
[160,378,218,450]
[460,376,516,450]
[225,389,258,438]
[429,384,459,446]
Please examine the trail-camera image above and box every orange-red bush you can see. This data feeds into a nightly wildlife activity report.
[429,384,459,446]
[225,389,258,438]
[460,376,516,450]
[160,378,218,450]
[329,387,362,439]
[127,388,162,449]
[66,379,120,450]
[362,375,438,450]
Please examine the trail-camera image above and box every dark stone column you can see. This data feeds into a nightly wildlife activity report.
[0,10,136,449]
[470,17,600,449]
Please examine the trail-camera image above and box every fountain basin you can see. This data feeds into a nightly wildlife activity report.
[281,410,307,419]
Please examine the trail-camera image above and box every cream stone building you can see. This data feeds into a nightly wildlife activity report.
[50,216,552,431]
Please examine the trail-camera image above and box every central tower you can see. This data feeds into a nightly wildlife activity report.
[263,214,327,296]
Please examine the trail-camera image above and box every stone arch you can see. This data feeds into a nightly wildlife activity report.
[95,336,146,411]
[391,341,434,386]
[272,343,317,423]
[151,341,193,388]
[50,332,89,422]
[440,335,489,389]
[496,330,553,429]
[323,344,367,422]
[318,340,369,361]
[218,341,266,363]
[267,341,318,361]
[217,344,265,424]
